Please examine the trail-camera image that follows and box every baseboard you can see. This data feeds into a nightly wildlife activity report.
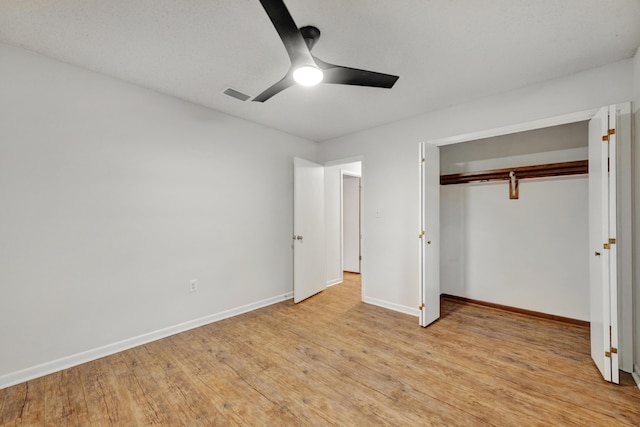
[441,294,590,327]
[363,296,420,317]
[0,291,293,390]
[633,365,640,390]
[326,278,342,287]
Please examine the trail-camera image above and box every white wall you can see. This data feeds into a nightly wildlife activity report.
[440,124,590,320]
[633,47,640,378]
[343,176,360,273]
[317,59,633,315]
[0,44,317,387]
[324,161,361,285]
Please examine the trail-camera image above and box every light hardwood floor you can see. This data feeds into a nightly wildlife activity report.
[2,273,639,426]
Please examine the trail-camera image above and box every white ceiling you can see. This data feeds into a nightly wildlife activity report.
[1,0,640,142]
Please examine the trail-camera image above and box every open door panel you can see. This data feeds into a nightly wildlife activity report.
[293,158,326,303]
[588,105,619,384]
[419,142,440,327]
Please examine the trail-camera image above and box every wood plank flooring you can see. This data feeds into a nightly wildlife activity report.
[2,272,639,426]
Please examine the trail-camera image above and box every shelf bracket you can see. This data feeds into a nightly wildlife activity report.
[509,171,519,199]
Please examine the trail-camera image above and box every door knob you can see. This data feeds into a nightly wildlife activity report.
[293,235,303,241]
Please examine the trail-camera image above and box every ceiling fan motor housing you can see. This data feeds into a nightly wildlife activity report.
[299,26,321,51]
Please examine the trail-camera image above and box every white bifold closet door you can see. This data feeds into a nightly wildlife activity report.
[588,105,619,384]
[419,142,440,327]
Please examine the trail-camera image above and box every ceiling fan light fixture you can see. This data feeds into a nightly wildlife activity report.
[293,65,323,86]
[252,0,399,102]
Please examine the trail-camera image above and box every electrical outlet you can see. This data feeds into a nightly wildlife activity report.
[189,279,198,293]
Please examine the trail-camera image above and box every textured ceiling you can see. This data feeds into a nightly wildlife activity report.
[1,0,640,142]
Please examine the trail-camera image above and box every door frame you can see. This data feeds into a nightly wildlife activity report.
[341,170,362,275]
[423,106,633,374]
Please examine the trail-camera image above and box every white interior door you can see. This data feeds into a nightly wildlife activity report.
[588,105,619,383]
[293,158,326,303]
[342,175,360,273]
[419,142,440,327]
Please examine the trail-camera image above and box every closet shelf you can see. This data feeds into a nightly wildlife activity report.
[440,160,588,185]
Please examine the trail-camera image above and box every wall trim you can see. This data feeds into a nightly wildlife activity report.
[0,292,293,390]
[428,108,599,147]
[633,365,640,390]
[363,296,420,317]
[326,278,342,287]
[441,294,589,327]
[323,155,365,167]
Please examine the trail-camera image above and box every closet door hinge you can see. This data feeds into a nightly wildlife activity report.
[418,230,425,239]
[602,128,615,141]
[419,303,425,311]
[608,327,617,355]
[605,327,617,357]
[609,238,616,244]
[603,243,610,250]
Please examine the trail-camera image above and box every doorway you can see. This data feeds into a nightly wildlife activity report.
[323,158,363,300]
[293,157,364,303]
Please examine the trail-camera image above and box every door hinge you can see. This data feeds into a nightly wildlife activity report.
[418,230,425,239]
[359,256,362,261]
[609,238,616,244]
[603,243,610,250]
[605,351,611,358]
[602,128,616,141]
[419,303,425,311]
[607,327,617,355]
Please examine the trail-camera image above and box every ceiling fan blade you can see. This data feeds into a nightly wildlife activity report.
[253,73,295,102]
[258,0,315,67]
[314,56,399,88]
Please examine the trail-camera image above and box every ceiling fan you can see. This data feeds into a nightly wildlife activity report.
[253,0,399,102]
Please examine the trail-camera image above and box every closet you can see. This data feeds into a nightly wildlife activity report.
[439,122,590,321]
[419,104,632,384]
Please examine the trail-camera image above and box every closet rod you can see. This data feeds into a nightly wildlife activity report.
[440,160,588,185]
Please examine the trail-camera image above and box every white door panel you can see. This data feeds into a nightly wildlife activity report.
[588,106,609,381]
[293,158,326,303]
[588,105,618,383]
[420,143,440,327]
[343,176,361,273]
